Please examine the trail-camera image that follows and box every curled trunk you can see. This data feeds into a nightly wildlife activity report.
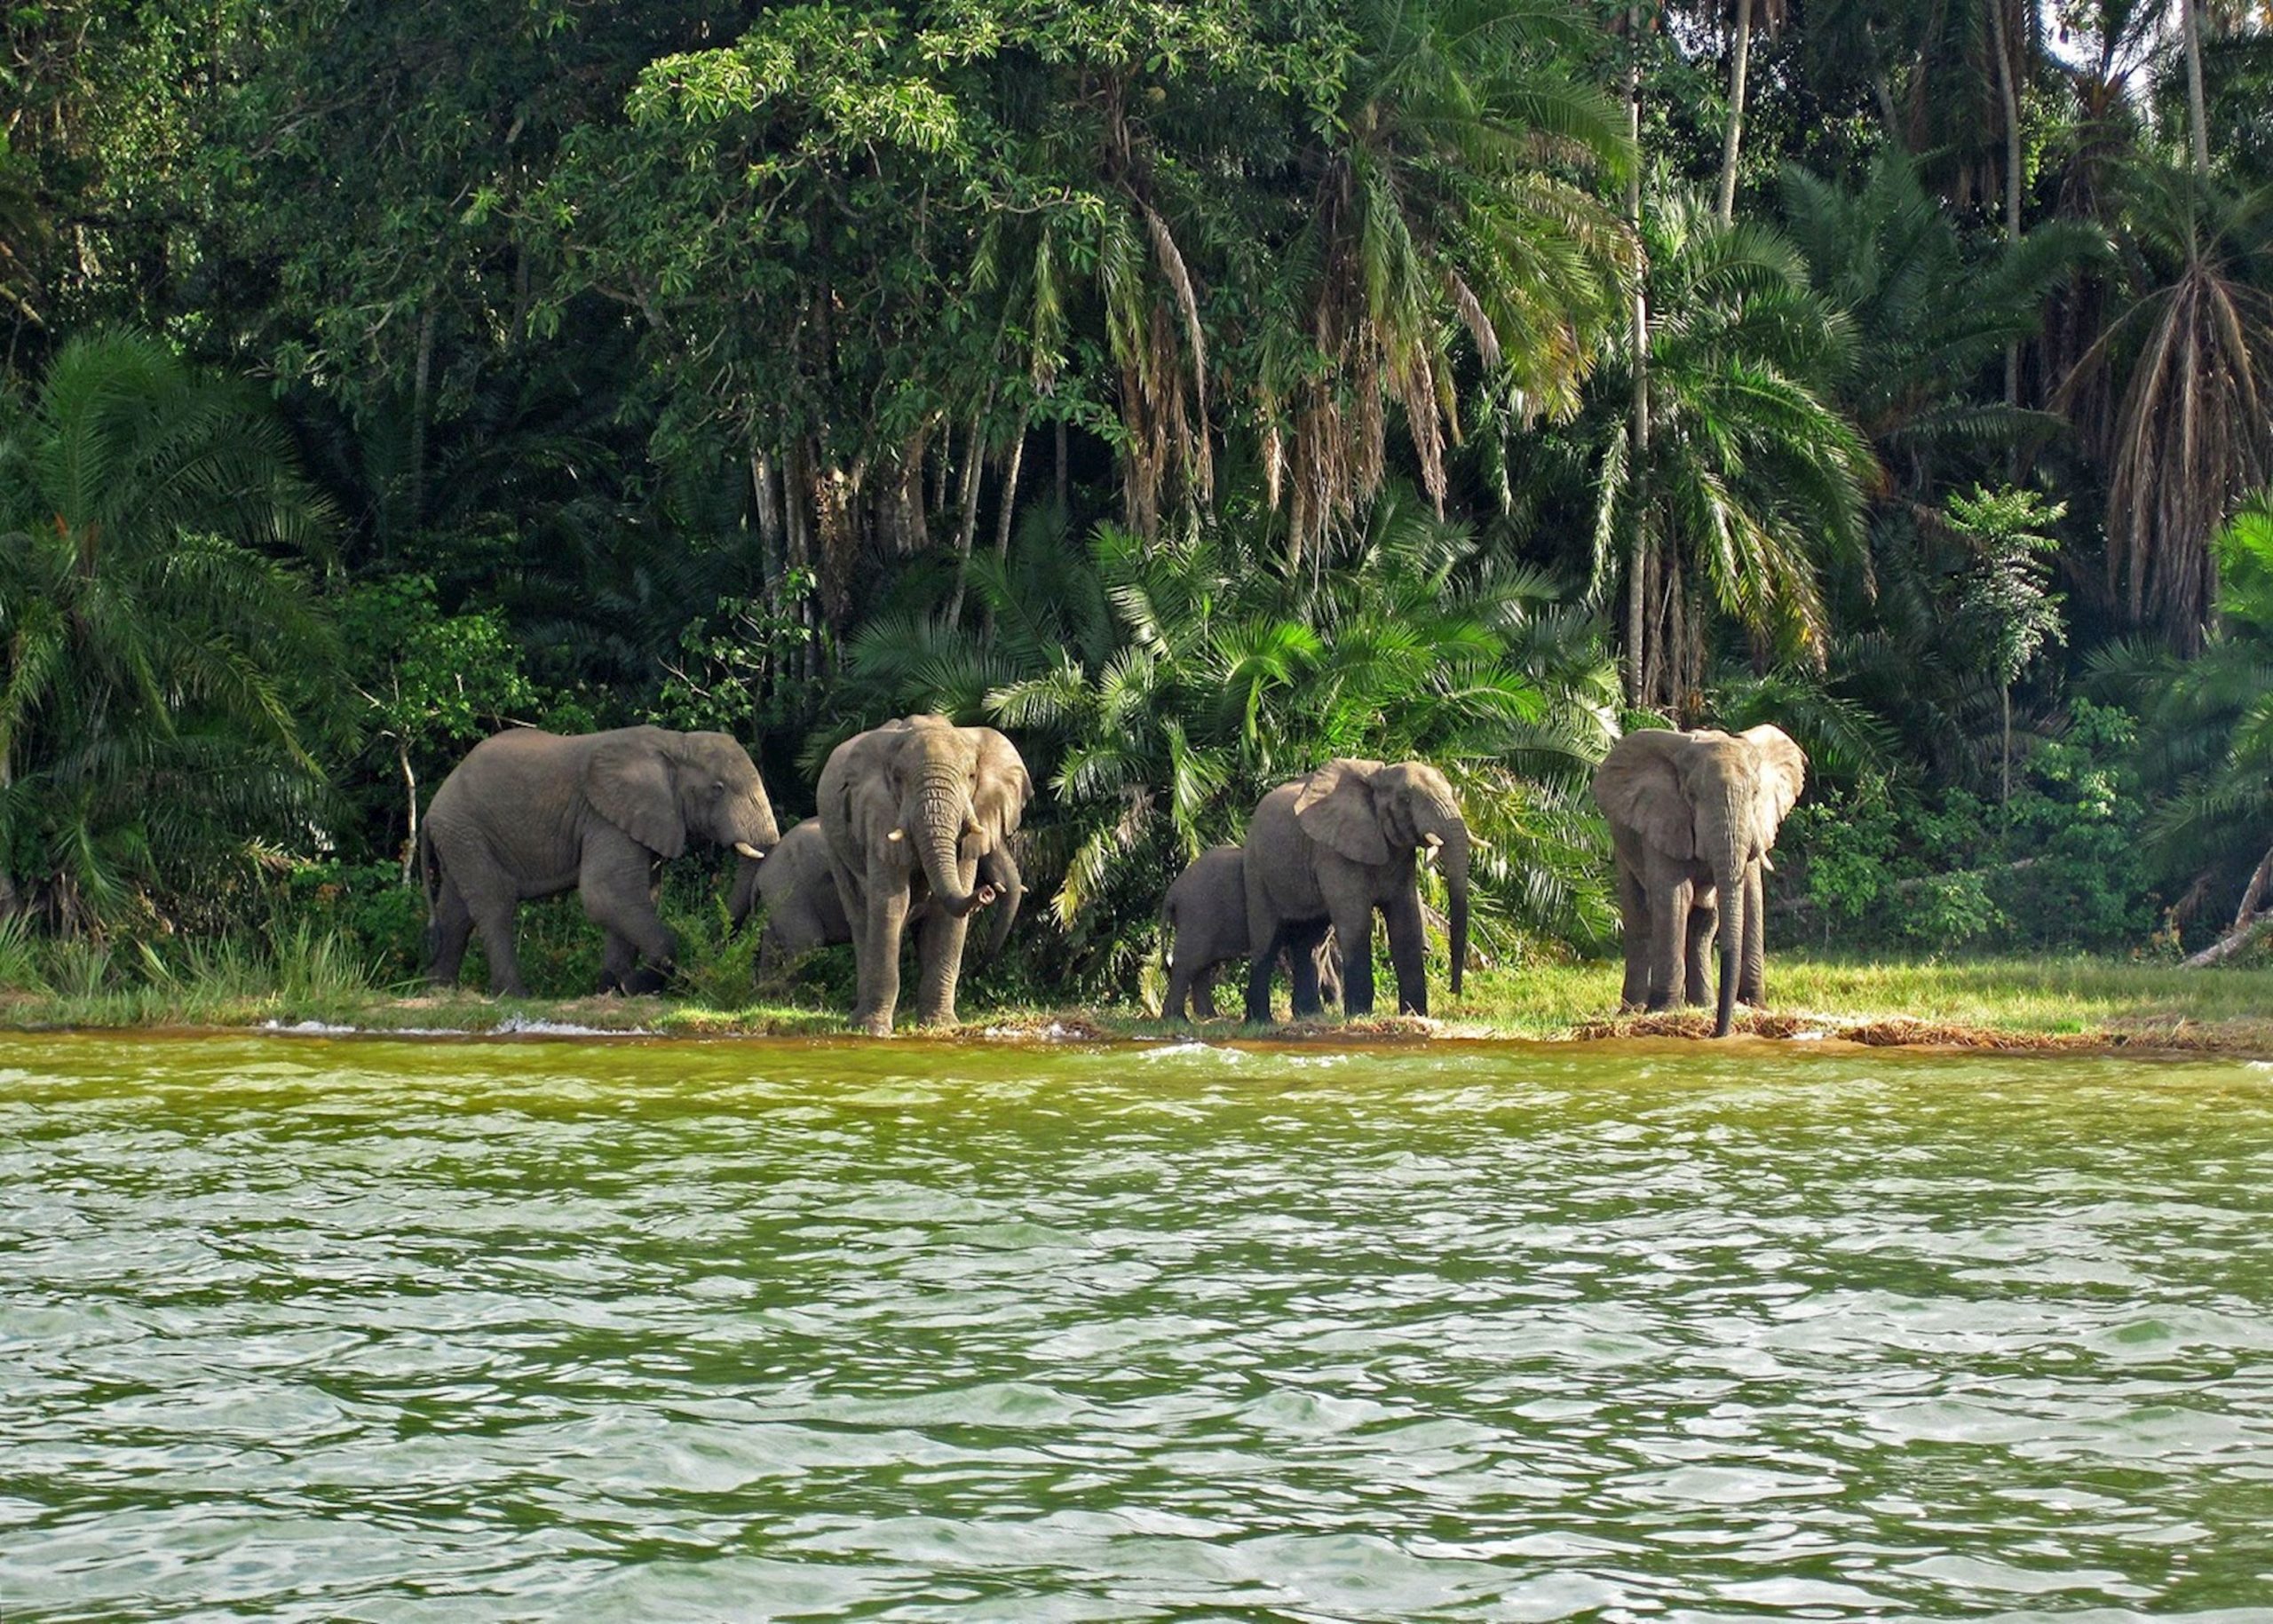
[916,769,983,917]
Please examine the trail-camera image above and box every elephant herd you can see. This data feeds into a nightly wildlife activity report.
[419,713,1807,1037]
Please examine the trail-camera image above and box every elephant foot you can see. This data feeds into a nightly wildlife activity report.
[623,965,669,995]
[854,1013,895,1037]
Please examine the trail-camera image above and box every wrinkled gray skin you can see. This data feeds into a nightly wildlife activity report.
[1242,759,1470,1022]
[728,819,1017,977]
[421,725,780,996]
[818,715,1031,1034]
[1590,725,1807,1036]
[1160,846,1342,1020]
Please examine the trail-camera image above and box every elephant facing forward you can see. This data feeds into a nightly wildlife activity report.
[818,715,1031,1034]
[422,725,780,996]
[1160,846,1342,1020]
[1590,725,1806,1036]
[1242,759,1470,1022]
[728,819,1018,977]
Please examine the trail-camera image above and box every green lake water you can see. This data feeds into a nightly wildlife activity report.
[4,1033,2271,1621]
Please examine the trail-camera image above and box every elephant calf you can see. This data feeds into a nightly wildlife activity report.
[728,820,1018,977]
[1242,758,1470,1022]
[1591,724,1806,1035]
[421,725,780,996]
[1160,846,1342,1020]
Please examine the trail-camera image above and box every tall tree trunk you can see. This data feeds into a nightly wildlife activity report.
[751,448,784,595]
[1715,0,1755,222]
[2182,0,2211,177]
[994,408,1032,562]
[406,305,436,555]
[397,733,419,888]
[1624,12,1652,707]
[1989,0,2023,408]
[946,409,986,627]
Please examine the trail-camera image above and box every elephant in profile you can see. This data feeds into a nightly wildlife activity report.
[1590,724,1806,1036]
[1160,846,1342,1021]
[818,715,1031,1034]
[1242,759,1470,1022]
[728,819,1017,977]
[421,725,780,996]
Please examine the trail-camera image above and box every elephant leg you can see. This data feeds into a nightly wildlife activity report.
[1286,923,1328,1020]
[1683,885,1717,1010]
[914,907,970,1028]
[1739,861,1767,1007]
[1329,900,1377,1018]
[1640,859,1689,1013]
[1615,857,1650,1010]
[427,875,473,988]
[852,877,910,1036]
[1242,925,1286,1025]
[581,851,676,994]
[1383,889,1428,1017]
[472,897,528,999]
[1166,953,1203,1022]
[597,929,639,994]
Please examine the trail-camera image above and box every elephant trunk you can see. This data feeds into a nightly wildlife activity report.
[726,855,763,933]
[1712,820,1746,1039]
[1440,823,1470,996]
[985,843,1023,956]
[729,792,780,860]
[915,766,984,917]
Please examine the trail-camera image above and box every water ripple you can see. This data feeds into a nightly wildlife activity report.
[2,1034,2270,1620]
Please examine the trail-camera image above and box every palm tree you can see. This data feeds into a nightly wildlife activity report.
[1778,151,2101,488]
[2055,156,2273,646]
[0,333,338,932]
[1591,192,1878,716]
[2089,492,2273,959]
[1263,0,1635,566]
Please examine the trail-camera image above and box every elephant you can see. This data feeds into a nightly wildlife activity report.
[727,818,1018,976]
[817,715,1032,1034]
[1241,759,1471,1023]
[1590,724,1807,1036]
[420,725,780,997]
[1160,846,1342,1021]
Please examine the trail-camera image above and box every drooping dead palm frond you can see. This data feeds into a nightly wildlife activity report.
[2055,161,2273,648]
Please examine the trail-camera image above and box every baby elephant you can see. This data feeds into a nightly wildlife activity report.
[729,820,1016,975]
[1160,847,1342,1020]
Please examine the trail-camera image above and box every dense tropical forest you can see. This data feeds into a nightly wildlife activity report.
[4,0,2273,1005]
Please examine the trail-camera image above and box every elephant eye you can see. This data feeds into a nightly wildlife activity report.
[713,780,726,795]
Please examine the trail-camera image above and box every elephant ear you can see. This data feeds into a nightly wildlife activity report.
[1295,758,1391,865]
[971,727,1033,840]
[584,732,686,858]
[1742,725,1808,840]
[1592,731,1693,860]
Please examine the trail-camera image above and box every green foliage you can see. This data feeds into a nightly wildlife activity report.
[0,332,340,933]
[1780,700,2155,952]
[825,491,1620,995]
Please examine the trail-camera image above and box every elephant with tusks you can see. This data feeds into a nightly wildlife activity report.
[421,725,780,996]
[1590,725,1806,1035]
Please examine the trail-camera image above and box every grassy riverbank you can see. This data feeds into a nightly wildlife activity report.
[4,945,2270,1053]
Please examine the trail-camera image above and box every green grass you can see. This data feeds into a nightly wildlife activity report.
[4,924,2271,1050]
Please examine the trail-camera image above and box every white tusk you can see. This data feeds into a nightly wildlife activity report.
[1424,833,1445,849]
[886,828,905,843]
[1760,852,1775,872]
[734,842,763,860]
